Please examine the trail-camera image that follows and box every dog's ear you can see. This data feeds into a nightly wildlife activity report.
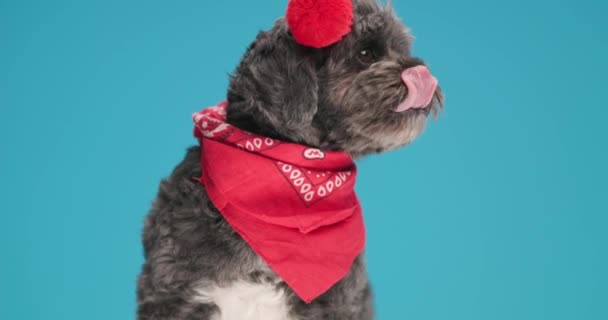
[227,20,319,144]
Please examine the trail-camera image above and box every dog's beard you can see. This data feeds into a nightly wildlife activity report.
[321,61,442,156]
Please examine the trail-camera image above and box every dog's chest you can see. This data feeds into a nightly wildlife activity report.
[192,280,296,320]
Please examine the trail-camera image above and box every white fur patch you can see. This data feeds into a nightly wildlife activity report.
[192,281,296,320]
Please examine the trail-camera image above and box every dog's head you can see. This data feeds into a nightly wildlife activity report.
[227,0,443,157]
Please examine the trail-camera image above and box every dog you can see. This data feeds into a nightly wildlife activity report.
[137,0,443,319]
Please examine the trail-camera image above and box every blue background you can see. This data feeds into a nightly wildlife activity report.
[1,0,606,319]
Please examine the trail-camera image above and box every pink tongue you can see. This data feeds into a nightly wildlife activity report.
[395,66,438,112]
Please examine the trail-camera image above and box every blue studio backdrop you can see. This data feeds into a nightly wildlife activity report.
[1,0,606,319]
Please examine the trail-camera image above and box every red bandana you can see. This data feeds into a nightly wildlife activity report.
[192,102,365,303]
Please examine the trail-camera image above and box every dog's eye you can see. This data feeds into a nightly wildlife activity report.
[358,49,376,64]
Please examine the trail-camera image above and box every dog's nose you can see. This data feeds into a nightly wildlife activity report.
[395,65,438,112]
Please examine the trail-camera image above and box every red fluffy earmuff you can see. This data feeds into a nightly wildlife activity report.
[286,0,354,48]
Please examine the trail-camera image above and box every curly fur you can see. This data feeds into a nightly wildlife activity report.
[137,0,443,319]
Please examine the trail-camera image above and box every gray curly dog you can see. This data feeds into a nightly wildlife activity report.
[137,0,443,319]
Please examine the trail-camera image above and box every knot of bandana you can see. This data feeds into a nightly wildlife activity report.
[193,101,365,303]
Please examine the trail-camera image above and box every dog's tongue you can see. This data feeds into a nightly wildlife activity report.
[395,66,438,112]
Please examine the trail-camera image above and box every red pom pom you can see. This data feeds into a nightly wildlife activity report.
[286,0,354,48]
